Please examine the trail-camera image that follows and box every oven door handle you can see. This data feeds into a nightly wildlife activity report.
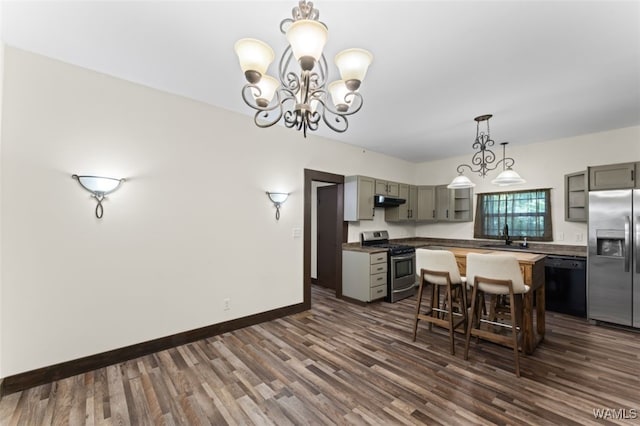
[393,282,417,293]
[391,254,415,261]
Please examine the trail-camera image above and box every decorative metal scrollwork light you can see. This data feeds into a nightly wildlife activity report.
[72,174,125,219]
[448,114,525,189]
[234,0,373,137]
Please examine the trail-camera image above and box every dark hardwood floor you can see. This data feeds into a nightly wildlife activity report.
[1,285,639,425]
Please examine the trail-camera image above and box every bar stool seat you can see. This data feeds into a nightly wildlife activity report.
[412,249,468,355]
[464,253,530,377]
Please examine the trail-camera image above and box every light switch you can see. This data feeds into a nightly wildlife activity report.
[292,228,302,238]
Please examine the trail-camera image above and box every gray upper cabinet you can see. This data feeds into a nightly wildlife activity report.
[375,179,400,197]
[435,185,473,222]
[385,183,415,222]
[589,162,636,190]
[344,175,375,221]
[565,170,587,222]
[416,185,436,222]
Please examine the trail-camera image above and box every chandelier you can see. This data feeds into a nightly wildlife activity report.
[448,114,526,189]
[234,0,373,137]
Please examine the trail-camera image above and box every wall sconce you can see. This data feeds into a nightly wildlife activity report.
[266,192,289,220]
[72,174,125,219]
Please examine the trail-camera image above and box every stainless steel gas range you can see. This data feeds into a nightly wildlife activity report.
[360,230,417,302]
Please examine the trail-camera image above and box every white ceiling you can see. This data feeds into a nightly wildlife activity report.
[2,1,639,162]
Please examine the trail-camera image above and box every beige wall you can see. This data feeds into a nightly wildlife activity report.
[415,126,640,243]
[0,47,416,377]
[2,46,637,378]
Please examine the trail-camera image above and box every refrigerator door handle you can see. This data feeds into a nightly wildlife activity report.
[636,216,640,274]
[624,216,630,272]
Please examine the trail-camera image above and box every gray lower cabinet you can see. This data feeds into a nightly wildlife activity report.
[344,175,375,221]
[342,250,388,302]
[588,162,636,190]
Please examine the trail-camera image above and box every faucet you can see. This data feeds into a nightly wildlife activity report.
[503,223,512,245]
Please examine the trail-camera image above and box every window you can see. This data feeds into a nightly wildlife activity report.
[474,188,552,241]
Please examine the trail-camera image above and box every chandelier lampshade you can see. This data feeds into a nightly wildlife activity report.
[328,80,350,112]
[234,38,275,83]
[285,19,328,67]
[335,48,374,90]
[235,0,372,137]
[251,75,280,107]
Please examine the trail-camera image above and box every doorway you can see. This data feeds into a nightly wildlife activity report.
[316,184,338,290]
[303,169,346,308]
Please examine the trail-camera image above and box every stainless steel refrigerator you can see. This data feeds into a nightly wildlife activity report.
[588,189,640,328]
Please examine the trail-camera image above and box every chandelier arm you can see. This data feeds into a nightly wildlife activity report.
[253,91,285,128]
[316,99,349,133]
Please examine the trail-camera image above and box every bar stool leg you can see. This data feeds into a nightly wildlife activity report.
[413,278,426,342]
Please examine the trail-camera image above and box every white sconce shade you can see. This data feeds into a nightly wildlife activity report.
[335,48,373,86]
[266,191,289,220]
[251,75,280,107]
[72,174,125,219]
[491,168,526,186]
[286,19,328,64]
[447,174,476,189]
[234,38,275,81]
[328,80,350,112]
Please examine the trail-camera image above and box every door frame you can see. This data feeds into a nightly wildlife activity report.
[303,169,346,308]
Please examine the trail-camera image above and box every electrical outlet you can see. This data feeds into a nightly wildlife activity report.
[557,232,564,241]
[223,298,230,311]
[576,233,583,242]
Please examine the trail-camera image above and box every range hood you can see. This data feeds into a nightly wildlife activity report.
[374,195,406,207]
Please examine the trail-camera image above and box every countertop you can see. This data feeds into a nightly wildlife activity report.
[343,237,586,258]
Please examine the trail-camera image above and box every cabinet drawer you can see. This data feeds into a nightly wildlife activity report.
[370,284,388,300]
[370,262,388,275]
[370,253,387,265]
[370,272,387,287]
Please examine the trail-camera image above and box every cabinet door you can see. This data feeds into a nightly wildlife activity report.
[375,180,388,195]
[357,176,375,220]
[435,185,451,221]
[416,186,436,221]
[344,175,375,221]
[565,170,587,222]
[386,181,400,197]
[396,183,409,219]
[407,185,418,220]
[589,162,636,190]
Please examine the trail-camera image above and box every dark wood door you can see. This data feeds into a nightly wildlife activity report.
[317,185,338,289]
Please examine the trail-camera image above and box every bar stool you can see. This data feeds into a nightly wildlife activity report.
[464,253,530,377]
[412,249,468,355]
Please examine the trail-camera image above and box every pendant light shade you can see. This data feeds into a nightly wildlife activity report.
[286,19,328,63]
[234,38,275,81]
[447,174,476,189]
[491,168,526,186]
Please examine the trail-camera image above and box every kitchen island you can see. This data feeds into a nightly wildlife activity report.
[425,246,546,355]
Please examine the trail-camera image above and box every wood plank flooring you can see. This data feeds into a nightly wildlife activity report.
[1,285,639,425]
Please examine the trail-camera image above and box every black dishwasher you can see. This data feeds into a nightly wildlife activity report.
[544,255,587,317]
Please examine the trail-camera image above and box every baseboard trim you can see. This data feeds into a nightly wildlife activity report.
[1,302,308,395]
